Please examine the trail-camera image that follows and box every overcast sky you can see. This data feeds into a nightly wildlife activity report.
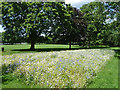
[0,0,94,32]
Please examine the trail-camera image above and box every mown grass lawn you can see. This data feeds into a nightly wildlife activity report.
[1,43,112,56]
[1,43,82,55]
[1,44,119,88]
[88,47,119,88]
[87,56,118,88]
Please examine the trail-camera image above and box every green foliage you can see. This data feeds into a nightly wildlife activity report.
[80,2,120,47]
[2,2,87,49]
[46,2,74,43]
[43,3,87,47]
[2,31,23,44]
[2,2,119,48]
[103,2,120,46]
[80,2,107,47]
[103,21,120,46]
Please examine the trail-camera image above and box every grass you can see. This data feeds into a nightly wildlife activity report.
[87,46,120,88]
[1,44,120,88]
[1,43,82,55]
[87,47,119,88]
[1,43,113,56]
[87,56,118,88]
[2,73,43,88]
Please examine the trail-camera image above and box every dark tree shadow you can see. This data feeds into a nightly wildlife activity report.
[11,46,110,52]
[113,49,120,59]
[11,46,120,59]
[90,47,110,49]
[73,45,110,49]
[12,48,81,52]
[11,45,119,58]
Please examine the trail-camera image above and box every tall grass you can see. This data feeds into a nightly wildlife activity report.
[2,49,115,88]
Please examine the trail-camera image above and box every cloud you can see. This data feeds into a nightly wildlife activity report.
[0,25,4,32]
[65,0,94,4]
[65,0,83,4]
[65,0,94,9]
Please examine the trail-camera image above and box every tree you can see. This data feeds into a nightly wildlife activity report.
[2,2,87,50]
[103,2,120,46]
[80,2,107,48]
[0,2,2,24]
[80,1,120,47]
[46,3,87,49]
[2,30,23,44]
[69,7,87,48]
[103,21,120,46]
[46,3,74,49]
[2,2,51,50]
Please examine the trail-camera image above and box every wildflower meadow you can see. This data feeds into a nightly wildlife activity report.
[2,49,115,88]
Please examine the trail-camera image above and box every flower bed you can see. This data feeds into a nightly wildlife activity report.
[2,49,115,88]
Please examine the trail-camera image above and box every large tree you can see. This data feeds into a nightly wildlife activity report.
[44,2,74,49]
[103,2,120,46]
[80,1,120,47]
[2,2,87,49]
[80,2,107,48]
[2,2,54,50]
[104,21,120,46]
[46,3,87,49]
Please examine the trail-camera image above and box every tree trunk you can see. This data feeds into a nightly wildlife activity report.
[87,40,90,48]
[30,42,35,50]
[69,41,71,50]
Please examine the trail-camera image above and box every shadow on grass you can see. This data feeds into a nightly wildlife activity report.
[12,48,82,52]
[113,49,120,59]
[72,45,110,49]
[90,47,110,49]
[11,46,120,59]
[11,46,111,52]
[2,74,14,84]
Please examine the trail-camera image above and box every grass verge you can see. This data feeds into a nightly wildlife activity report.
[87,51,119,88]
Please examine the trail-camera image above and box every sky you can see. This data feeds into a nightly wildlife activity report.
[65,0,94,9]
[0,25,4,32]
[0,0,93,32]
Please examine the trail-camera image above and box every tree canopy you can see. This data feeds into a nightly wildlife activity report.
[2,2,87,49]
[2,1,120,49]
[80,1,120,47]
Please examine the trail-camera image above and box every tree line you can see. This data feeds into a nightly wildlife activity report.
[1,2,120,50]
